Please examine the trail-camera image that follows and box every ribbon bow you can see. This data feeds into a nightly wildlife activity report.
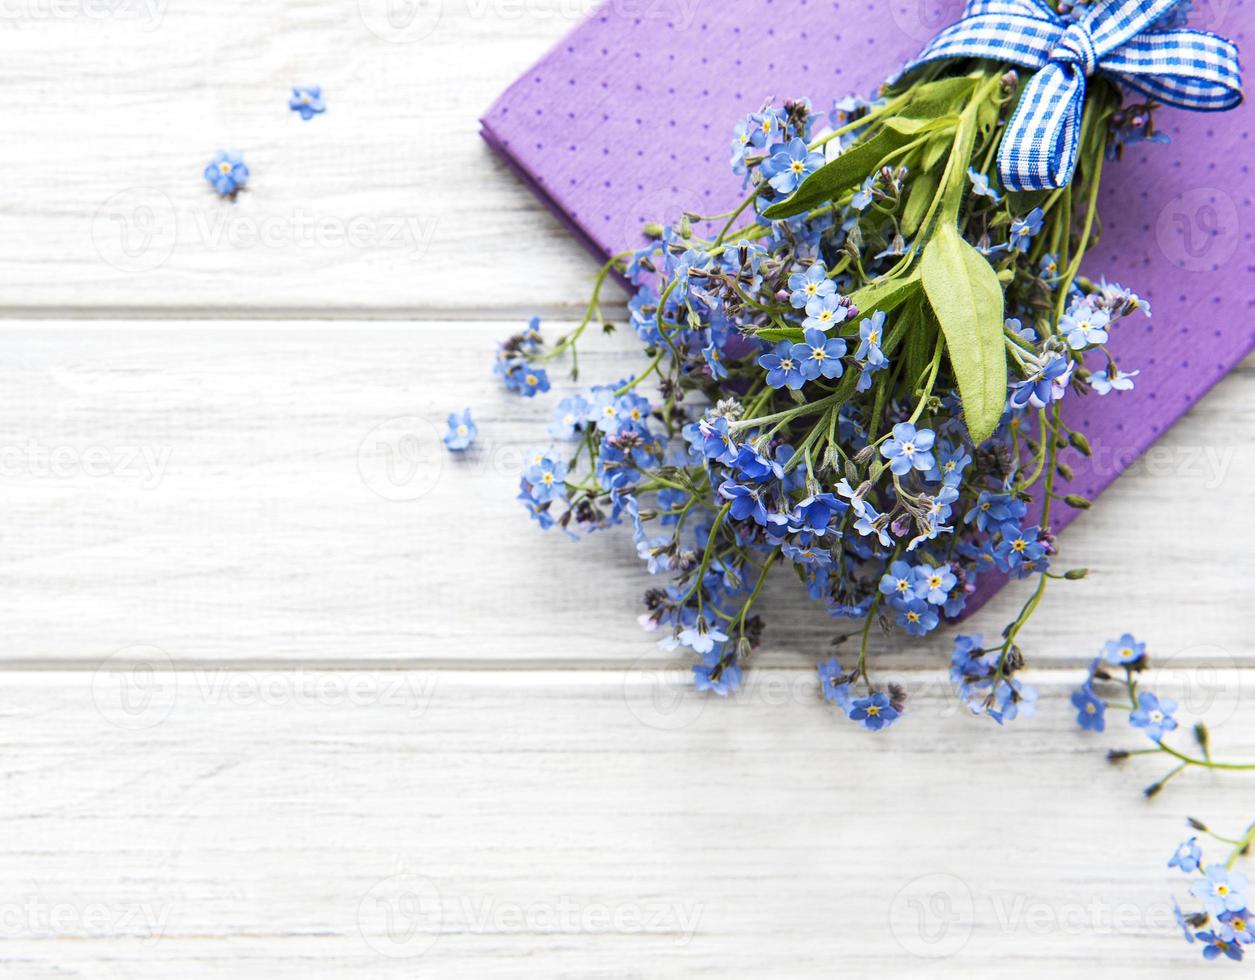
[904,0,1243,191]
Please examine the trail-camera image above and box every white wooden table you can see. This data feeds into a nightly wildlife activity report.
[0,2,1251,976]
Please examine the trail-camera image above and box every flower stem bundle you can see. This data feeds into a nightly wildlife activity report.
[502,58,1163,728]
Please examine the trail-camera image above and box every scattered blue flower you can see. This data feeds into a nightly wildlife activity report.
[880,422,936,476]
[1070,684,1106,731]
[443,409,477,451]
[849,692,900,730]
[1192,865,1250,917]
[204,150,249,196]
[758,340,807,390]
[1170,838,1202,874]
[718,479,769,525]
[913,563,956,605]
[767,138,824,195]
[1219,909,1254,945]
[896,599,939,636]
[1129,690,1179,741]
[1060,304,1110,350]
[967,167,1001,203]
[1009,207,1044,253]
[802,293,848,332]
[1102,633,1145,666]
[693,659,743,696]
[793,328,847,381]
[817,657,853,708]
[1197,929,1244,961]
[549,395,590,440]
[788,263,835,309]
[878,559,917,606]
[1090,368,1139,394]
[289,85,326,120]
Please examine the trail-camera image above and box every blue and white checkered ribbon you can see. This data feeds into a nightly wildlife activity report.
[904,0,1243,191]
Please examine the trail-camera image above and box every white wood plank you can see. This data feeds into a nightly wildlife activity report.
[0,321,1249,667]
[0,669,1250,977]
[0,0,627,315]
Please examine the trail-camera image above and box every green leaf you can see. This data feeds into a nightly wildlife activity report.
[761,128,910,219]
[896,75,980,121]
[901,171,938,237]
[920,224,1006,445]
[847,272,920,325]
[921,133,950,173]
[901,295,935,390]
[755,326,804,344]
[754,274,920,346]
[882,113,958,136]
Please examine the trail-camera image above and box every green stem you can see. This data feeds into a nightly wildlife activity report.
[1226,824,1255,869]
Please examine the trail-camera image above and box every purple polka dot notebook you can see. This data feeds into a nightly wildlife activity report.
[481,0,1254,610]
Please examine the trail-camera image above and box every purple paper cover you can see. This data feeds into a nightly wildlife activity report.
[481,0,1254,610]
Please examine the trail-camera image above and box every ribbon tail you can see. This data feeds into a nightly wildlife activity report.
[999,63,1087,191]
[1101,30,1243,111]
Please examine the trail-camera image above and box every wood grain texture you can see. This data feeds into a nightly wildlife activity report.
[2,668,1251,978]
[0,321,1249,668]
[0,4,1252,976]
[0,0,628,316]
